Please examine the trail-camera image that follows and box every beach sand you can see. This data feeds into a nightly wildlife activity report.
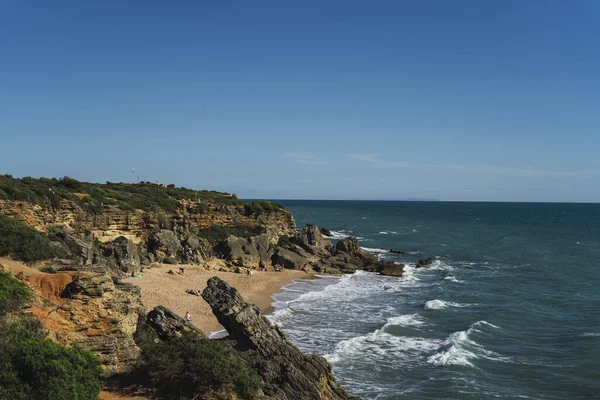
[124,263,311,334]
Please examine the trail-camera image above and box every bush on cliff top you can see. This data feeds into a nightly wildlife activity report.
[141,333,261,399]
[0,271,31,315]
[244,200,284,217]
[0,174,245,214]
[0,214,58,261]
[0,323,103,400]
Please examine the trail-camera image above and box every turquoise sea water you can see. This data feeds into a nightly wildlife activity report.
[269,201,600,399]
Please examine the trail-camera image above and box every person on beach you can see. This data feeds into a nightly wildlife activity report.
[185,311,191,321]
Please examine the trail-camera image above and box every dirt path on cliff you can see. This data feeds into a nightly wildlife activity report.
[125,262,312,334]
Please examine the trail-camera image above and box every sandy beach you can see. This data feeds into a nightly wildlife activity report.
[124,263,311,334]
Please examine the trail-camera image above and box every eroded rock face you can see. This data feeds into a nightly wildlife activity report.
[202,277,356,400]
[148,229,182,262]
[98,236,140,274]
[273,247,309,270]
[33,267,147,375]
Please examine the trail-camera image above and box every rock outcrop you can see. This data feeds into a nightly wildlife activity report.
[416,257,433,268]
[146,305,204,340]
[202,277,356,400]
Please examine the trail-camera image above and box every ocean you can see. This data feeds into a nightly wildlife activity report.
[268,201,600,399]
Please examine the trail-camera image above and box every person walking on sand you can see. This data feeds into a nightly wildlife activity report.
[185,311,191,322]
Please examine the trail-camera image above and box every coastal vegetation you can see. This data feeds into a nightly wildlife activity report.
[0,273,103,399]
[0,174,245,214]
[141,332,261,399]
[0,215,58,261]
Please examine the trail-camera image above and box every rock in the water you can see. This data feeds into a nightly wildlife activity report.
[386,248,407,254]
[146,306,204,340]
[379,261,405,276]
[320,227,333,237]
[202,277,356,400]
[416,257,433,268]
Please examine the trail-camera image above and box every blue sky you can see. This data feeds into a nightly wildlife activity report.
[1,1,599,202]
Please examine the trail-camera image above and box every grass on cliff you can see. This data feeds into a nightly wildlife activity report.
[0,174,247,214]
[0,273,103,400]
[141,333,261,399]
[0,214,58,261]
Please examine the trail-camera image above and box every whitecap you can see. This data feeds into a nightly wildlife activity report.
[361,247,389,255]
[323,230,349,240]
[385,313,426,327]
[325,330,441,364]
[427,321,508,367]
[424,299,471,310]
[444,276,464,283]
[379,231,388,235]
[582,332,600,337]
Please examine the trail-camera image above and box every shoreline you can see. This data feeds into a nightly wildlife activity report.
[124,263,313,333]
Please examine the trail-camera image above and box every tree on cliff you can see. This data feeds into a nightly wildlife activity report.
[0,272,103,400]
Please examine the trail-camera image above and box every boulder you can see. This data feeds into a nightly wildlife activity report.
[298,225,328,249]
[386,248,407,254]
[335,237,360,254]
[148,230,182,261]
[416,258,433,268]
[99,236,140,274]
[378,261,405,277]
[48,228,94,265]
[320,228,333,237]
[216,236,260,266]
[146,306,204,340]
[202,277,356,400]
[273,247,309,270]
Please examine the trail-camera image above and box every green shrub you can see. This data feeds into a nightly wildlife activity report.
[39,266,57,274]
[0,215,57,261]
[197,225,266,245]
[244,200,283,217]
[141,333,261,399]
[0,271,31,315]
[0,174,247,214]
[0,324,102,400]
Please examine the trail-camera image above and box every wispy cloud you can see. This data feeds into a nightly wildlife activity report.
[285,152,328,165]
[347,153,600,178]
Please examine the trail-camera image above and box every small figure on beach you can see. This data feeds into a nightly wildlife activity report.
[185,311,191,321]
[186,289,201,296]
[246,268,252,277]
[177,267,185,275]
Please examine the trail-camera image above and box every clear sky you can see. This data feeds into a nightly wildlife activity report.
[1,1,599,202]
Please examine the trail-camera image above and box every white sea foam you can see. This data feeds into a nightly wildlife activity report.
[266,307,294,325]
[444,276,464,283]
[325,330,441,364]
[379,231,388,235]
[361,247,390,255]
[428,321,507,367]
[424,299,471,310]
[323,230,349,240]
[582,332,600,337]
[385,313,426,327]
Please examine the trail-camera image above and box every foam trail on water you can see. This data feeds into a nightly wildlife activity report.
[428,321,508,367]
[424,299,471,310]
